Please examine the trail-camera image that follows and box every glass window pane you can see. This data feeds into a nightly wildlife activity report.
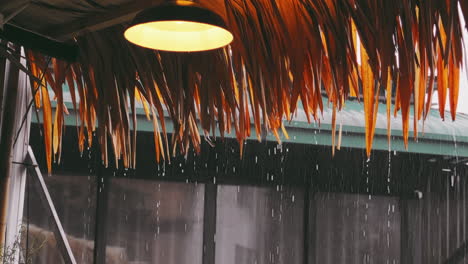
[313,193,400,264]
[401,174,468,263]
[216,185,304,264]
[105,179,204,264]
[22,173,97,264]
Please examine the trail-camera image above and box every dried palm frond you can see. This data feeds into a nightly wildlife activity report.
[23,0,467,172]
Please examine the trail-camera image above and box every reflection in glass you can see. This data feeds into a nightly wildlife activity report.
[105,179,204,264]
[313,193,400,264]
[22,173,96,264]
[216,185,304,264]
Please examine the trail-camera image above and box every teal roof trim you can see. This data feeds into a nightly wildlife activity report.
[35,98,468,157]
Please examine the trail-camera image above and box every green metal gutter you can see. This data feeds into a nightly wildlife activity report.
[33,97,468,157]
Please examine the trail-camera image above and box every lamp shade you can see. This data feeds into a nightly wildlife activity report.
[124,1,233,52]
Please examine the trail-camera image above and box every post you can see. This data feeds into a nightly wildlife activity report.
[0,44,20,252]
[4,47,32,262]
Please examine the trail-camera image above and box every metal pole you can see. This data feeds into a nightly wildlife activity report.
[0,44,20,250]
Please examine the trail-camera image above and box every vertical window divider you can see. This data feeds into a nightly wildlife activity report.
[202,182,217,264]
[303,175,312,264]
[93,144,110,264]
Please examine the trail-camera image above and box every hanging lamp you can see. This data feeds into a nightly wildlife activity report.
[124,1,233,52]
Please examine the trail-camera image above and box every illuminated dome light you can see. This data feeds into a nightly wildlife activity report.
[124,1,233,52]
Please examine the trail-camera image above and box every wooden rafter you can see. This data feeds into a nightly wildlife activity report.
[45,0,165,41]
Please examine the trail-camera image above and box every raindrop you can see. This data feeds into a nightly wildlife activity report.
[414,190,423,199]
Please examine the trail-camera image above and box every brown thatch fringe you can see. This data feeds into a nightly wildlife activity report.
[25,0,467,172]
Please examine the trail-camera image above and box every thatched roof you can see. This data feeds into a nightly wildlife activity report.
[4,0,468,171]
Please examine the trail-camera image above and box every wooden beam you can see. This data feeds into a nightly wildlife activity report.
[46,0,164,41]
[0,24,78,62]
